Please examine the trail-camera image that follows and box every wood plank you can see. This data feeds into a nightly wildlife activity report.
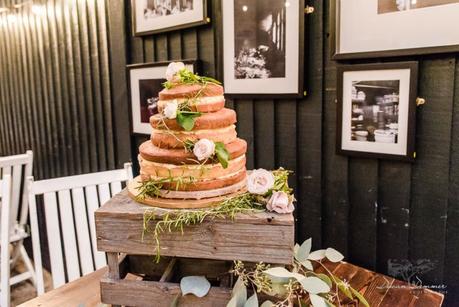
[410,59,455,284]
[155,34,169,62]
[18,268,107,307]
[348,158,378,270]
[96,190,294,264]
[295,0,323,246]
[253,100,275,170]
[322,0,349,255]
[235,100,254,169]
[168,32,182,60]
[377,161,411,275]
[445,56,459,306]
[100,278,231,307]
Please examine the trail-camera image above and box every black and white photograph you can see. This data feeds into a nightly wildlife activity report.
[334,0,459,59]
[378,0,459,14]
[223,0,304,96]
[128,61,195,134]
[337,62,418,160]
[132,0,207,36]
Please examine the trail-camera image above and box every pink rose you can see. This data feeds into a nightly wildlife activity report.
[247,169,275,195]
[267,191,294,214]
[193,139,215,161]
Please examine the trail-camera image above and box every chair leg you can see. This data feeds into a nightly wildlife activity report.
[19,246,36,286]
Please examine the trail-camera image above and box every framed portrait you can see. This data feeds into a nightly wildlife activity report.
[336,62,418,161]
[222,0,305,97]
[132,0,208,36]
[333,0,459,59]
[127,60,197,135]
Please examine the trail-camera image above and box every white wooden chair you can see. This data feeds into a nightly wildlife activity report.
[28,163,133,294]
[0,151,35,306]
[0,175,12,307]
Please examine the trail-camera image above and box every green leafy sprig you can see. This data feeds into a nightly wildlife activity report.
[136,175,196,200]
[142,193,264,262]
[163,68,221,89]
[180,139,231,169]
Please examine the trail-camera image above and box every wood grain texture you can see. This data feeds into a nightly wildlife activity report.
[96,190,294,264]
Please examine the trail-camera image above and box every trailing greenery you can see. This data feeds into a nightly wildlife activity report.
[228,238,370,307]
[163,68,221,89]
[142,193,265,262]
[135,176,196,200]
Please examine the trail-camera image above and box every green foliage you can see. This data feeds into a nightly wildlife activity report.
[135,176,196,200]
[176,111,201,131]
[271,168,293,195]
[142,193,264,262]
[228,238,371,307]
[163,68,221,89]
[215,142,230,169]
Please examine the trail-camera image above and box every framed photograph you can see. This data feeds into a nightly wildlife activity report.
[127,60,197,135]
[336,62,418,161]
[222,0,304,97]
[132,0,208,36]
[333,0,459,59]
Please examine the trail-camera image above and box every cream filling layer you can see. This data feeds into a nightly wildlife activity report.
[158,95,225,106]
[151,124,235,135]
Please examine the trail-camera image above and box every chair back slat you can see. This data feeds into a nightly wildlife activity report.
[110,181,122,195]
[43,192,66,288]
[0,151,33,229]
[10,165,22,229]
[71,188,94,275]
[1,175,12,306]
[85,185,106,269]
[57,190,80,283]
[29,163,132,290]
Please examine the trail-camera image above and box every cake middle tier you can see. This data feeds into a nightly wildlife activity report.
[151,125,237,148]
[140,138,247,165]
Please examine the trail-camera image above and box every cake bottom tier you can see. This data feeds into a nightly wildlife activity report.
[128,176,247,209]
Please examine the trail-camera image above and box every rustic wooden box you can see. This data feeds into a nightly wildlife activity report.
[95,189,295,264]
[101,255,234,307]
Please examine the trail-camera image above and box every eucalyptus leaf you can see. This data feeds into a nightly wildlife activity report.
[263,267,305,282]
[215,142,230,168]
[294,243,300,255]
[308,249,326,261]
[244,293,258,307]
[180,276,211,298]
[350,287,370,307]
[300,260,314,271]
[228,276,247,307]
[296,238,312,262]
[263,278,289,298]
[299,276,331,294]
[260,301,275,307]
[325,248,344,263]
[170,293,179,307]
[316,273,332,288]
[310,294,327,307]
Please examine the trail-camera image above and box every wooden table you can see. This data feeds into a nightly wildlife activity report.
[17,262,444,307]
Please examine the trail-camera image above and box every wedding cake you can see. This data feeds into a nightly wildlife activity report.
[134,62,247,204]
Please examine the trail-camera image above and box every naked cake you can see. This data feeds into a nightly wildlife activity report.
[130,62,247,207]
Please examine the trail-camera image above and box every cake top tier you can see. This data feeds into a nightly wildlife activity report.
[159,83,224,100]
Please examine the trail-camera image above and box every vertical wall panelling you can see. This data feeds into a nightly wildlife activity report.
[0,0,116,177]
[410,59,455,284]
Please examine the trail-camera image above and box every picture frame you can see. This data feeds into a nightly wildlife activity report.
[222,0,305,98]
[336,62,418,161]
[131,0,209,36]
[127,60,198,135]
[332,0,459,59]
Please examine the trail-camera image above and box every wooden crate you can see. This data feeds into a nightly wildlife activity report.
[95,190,295,264]
[100,254,233,307]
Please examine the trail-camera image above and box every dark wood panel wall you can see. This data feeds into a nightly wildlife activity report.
[1,0,459,305]
[0,0,119,179]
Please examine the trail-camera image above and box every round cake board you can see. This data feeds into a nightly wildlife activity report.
[127,177,248,209]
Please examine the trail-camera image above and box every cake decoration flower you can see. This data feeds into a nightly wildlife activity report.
[267,191,295,214]
[193,138,216,161]
[247,169,275,195]
[163,100,178,119]
[166,62,185,82]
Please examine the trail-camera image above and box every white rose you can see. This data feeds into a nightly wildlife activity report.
[247,169,275,195]
[193,139,215,161]
[267,191,295,214]
[163,100,178,119]
[166,62,185,81]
